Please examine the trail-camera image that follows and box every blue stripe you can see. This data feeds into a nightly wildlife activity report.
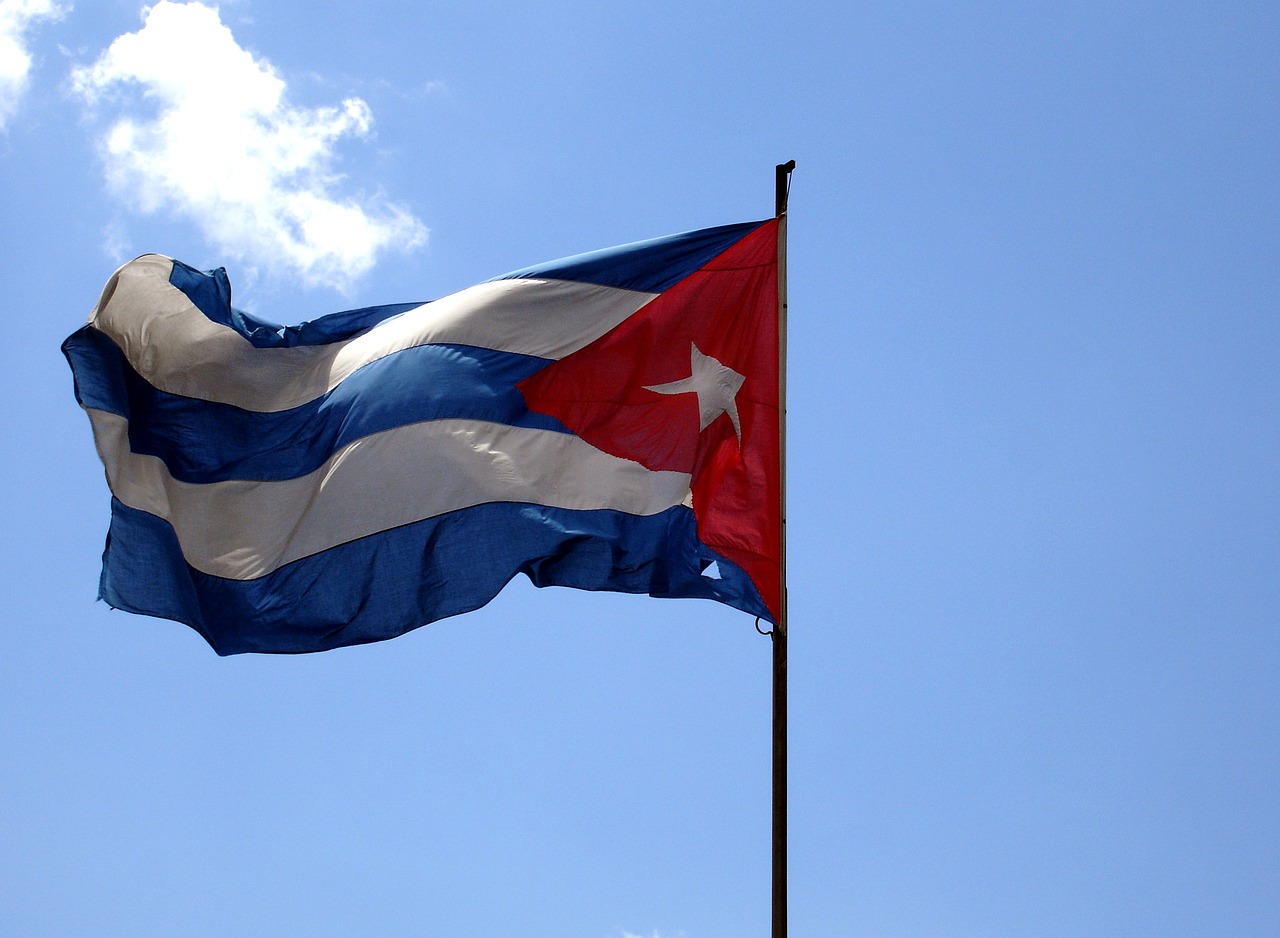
[62,325,568,484]
[64,325,129,415]
[169,258,425,348]
[496,220,768,293]
[98,498,773,655]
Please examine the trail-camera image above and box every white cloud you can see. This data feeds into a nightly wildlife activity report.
[72,1,426,292]
[0,0,67,130]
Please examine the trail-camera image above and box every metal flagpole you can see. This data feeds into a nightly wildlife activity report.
[772,159,794,938]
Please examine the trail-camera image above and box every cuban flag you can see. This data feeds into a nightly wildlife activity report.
[63,219,782,655]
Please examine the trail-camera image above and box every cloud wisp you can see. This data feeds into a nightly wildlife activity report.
[72,1,426,292]
[0,0,66,131]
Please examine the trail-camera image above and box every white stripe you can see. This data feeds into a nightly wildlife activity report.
[90,255,658,413]
[89,410,692,581]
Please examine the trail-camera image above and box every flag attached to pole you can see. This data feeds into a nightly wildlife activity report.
[63,219,782,655]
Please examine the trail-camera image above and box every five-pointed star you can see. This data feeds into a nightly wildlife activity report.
[645,343,746,442]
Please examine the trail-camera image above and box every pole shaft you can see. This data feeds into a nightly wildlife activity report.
[772,160,794,938]
[772,623,788,938]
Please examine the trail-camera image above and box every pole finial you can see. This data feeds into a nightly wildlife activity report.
[775,160,796,217]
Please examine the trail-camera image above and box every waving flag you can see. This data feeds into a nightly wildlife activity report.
[63,219,782,655]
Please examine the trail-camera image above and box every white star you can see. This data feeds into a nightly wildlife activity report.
[645,343,746,442]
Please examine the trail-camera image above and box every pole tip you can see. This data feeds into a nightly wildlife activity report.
[775,161,795,216]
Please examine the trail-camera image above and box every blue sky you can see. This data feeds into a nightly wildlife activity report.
[2,1,1278,935]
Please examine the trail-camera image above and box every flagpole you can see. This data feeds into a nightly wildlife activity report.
[772,159,794,938]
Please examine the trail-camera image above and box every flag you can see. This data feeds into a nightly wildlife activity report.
[63,219,782,655]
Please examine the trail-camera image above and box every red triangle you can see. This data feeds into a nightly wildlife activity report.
[519,220,781,619]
